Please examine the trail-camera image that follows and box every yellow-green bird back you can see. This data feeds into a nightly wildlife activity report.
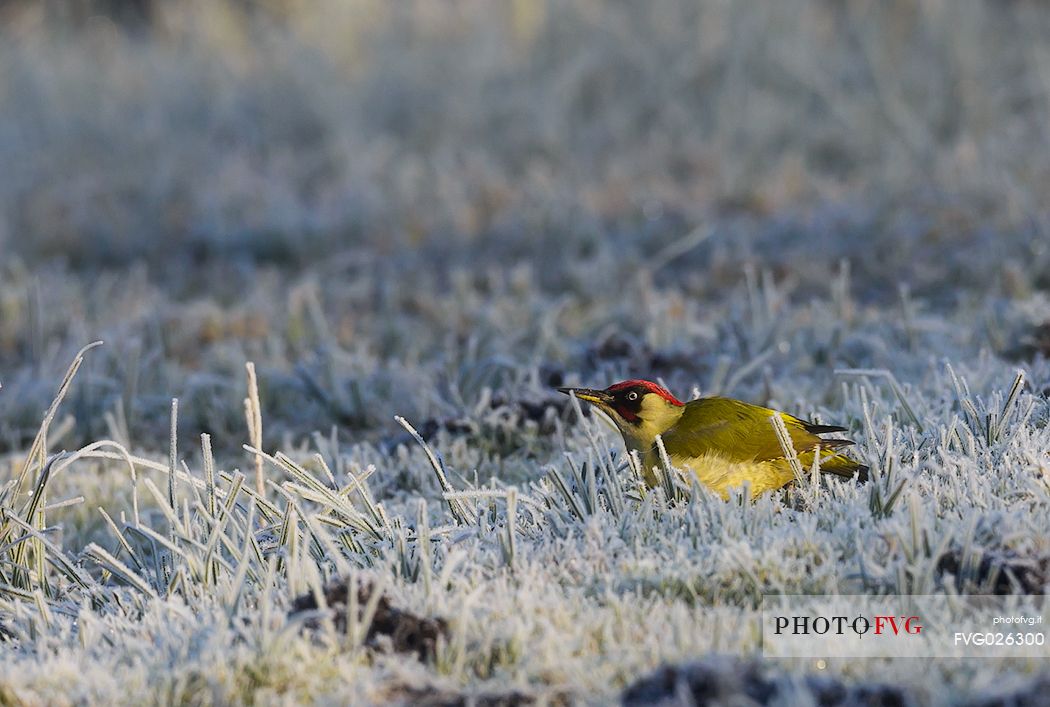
[656,397,866,497]
[558,380,867,499]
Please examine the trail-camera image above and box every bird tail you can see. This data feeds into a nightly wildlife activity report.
[801,448,869,483]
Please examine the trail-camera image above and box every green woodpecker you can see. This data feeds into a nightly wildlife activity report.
[558,379,867,499]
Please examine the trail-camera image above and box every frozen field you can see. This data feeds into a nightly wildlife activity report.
[2,2,1050,704]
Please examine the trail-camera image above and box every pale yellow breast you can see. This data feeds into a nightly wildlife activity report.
[644,452,797,500]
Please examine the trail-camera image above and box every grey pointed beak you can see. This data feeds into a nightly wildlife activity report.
[556,387,611,405]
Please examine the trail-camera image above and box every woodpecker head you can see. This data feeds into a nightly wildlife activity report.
[557,379,686,451]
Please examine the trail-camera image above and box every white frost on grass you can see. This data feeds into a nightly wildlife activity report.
[0,280,1048,704]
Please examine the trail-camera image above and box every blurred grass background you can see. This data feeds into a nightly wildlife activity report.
[3,0,1050,264]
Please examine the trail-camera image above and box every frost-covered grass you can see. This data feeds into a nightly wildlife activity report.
[2,259,1049,705]
[3,2,1050,705]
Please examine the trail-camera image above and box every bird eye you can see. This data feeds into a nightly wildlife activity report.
[627,391,639,401]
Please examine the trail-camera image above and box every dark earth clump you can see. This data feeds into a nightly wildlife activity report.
[965,674,1050,707]
[936,548,1049,595]
[1006,321,1050,362]
[622,658,776,706]
[585,331,703,377]
[389,685,567,707]
[622,657,915,706]
[289,579,448,661]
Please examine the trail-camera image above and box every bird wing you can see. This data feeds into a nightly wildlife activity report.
[660,397,849,462]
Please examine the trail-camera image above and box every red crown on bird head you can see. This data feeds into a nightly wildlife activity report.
[606,379,685,406]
